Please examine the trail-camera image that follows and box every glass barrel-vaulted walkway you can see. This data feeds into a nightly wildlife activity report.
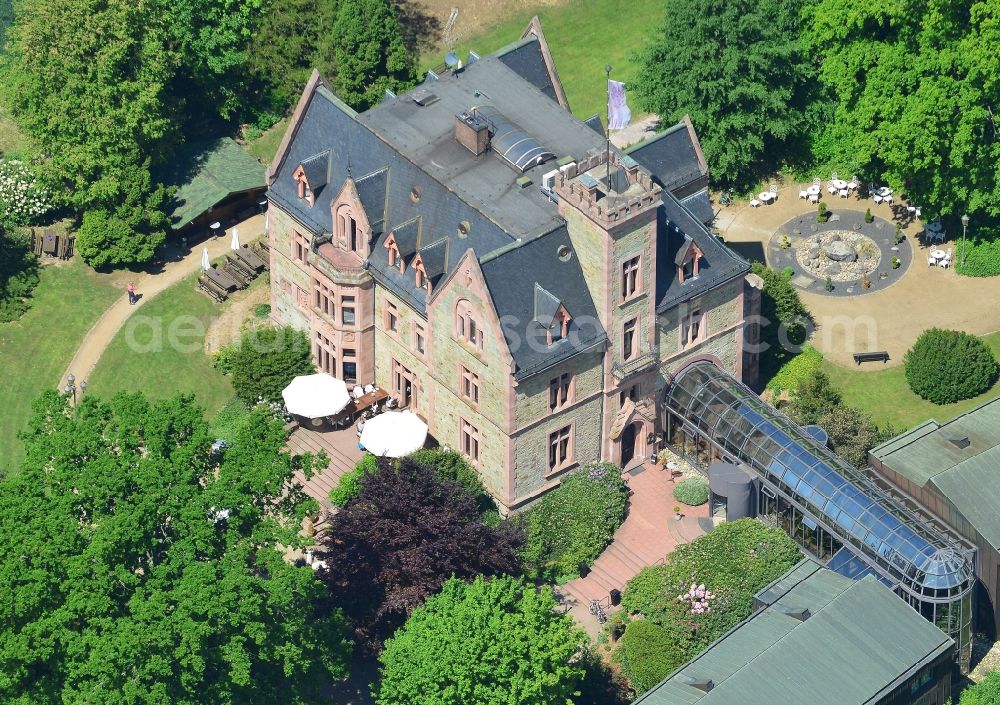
[663,361,976,669]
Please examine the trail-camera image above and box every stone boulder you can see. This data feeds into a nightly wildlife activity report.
[825,263,842,276]
[823,241,857,262]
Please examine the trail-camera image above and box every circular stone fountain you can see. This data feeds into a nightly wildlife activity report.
[795,230,880,282]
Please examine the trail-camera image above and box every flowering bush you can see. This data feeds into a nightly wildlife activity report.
[0,160,54,226]
[677,575,716,615]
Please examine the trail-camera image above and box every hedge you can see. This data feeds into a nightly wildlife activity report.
[955,237,1000,278]
[519,463,630,582]
[329,453,378,508]
[673,477,709,506]
[616,620,688,694]
[765,344,823,393]
[904,328,999,404]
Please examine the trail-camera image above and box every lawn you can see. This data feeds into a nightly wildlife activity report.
[0,100,28,157]
[0,259,120,473]
[822,331,1000,430]
[246,117,290,167]
[423,0,664,122]
[86,273,234,420]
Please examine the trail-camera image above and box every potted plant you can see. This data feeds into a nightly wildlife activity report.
[674,504,682,521]
[892,256,901,269]
[824,276,834,292]
[864,207,874,223]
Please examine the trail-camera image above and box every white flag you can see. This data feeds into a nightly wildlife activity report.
[608,80,632,130]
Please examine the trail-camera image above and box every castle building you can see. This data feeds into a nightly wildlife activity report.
[266,20,760,512]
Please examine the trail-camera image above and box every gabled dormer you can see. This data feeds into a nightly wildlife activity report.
[384,217,421,273]
[675,235,703,283]
[534,283,572,345]
[413,238,449,296]
[330,179,372,258]
[292,151,330,207]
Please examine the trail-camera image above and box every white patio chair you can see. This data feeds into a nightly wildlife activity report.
[364,384,376,394]
[928,255,936,267]
[352,385,364,399]
[915,208,921,218]
[849,176,858,189]
[873,194,884,204]
[939,257,951,269]
[799,189,808,200]
[839,188,849,198]
[827,184,838,195]
[884,195,893,205]
[809,193,820,203]
[750,199,761,208]
[812,177,821,186]
[831,172,839,181]
[947,248,953,259]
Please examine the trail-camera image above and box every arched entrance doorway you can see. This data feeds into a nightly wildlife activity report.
[621,421,642,468]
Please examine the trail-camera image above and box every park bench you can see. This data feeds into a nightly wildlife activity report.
[223,256,254,287]
[853,351,890,365]
[197,276,228,302]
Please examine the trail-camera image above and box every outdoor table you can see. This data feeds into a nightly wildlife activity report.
[807,185,821,196]
[877,187,893,197]
[758,191,774,203]
[832,179,847,190]
[931,249,946,260]
[205,266,239,292]
[327,388,390,426]
[235,245,265,271]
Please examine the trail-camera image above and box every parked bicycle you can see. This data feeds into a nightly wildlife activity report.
[589,599,608,624]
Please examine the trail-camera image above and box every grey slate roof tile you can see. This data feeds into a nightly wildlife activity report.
[495,37,558,103]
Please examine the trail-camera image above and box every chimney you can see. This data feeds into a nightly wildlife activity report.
[455,110,490,156]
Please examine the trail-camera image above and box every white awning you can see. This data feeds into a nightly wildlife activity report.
[281,373,351,419]
[359,410,428,457]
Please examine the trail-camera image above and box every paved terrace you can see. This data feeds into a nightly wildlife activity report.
[286,425,363,514]
[715,183,1000,367]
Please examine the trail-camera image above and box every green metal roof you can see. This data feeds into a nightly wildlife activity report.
[636,560,953,705]
[871,397,1000,548]
[163,138,265,229]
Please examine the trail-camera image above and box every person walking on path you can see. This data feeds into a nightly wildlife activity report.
[127,282,136,305]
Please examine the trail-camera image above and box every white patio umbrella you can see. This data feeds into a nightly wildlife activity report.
[200,246,211,272]
[360,410,428,457]
[281,373,351,419]
[230,226,240,251]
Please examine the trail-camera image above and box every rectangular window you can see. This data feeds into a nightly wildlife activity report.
[548,373,572,411]
[619,383,640,407]
[460,366,480,405]
[460,418,480,464]
[386,301,399,333]
[292,231,309,263]
[548,426,572,471]
[413,324,426,354]
[314,330,336,376]
[313,279,335,319]
[682,307,706,348]
[622,256,640,299]
[457,307,485,351]
[341,295,355,325]
[623,318,637,360]
[391,358,416,410]
[342,348,357,384]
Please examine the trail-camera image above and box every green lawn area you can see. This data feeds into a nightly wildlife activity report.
[86,273,233,420]
[246,118,290,167]
[0,259,120,473]
[423,0,663,122]
[0,100,28,156]
[822,331,1000,430]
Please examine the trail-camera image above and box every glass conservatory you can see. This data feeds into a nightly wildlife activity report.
[663,361,976,670]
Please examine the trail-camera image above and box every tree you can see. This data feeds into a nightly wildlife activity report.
[616,619,689,694]
[632,0,818,188]
[321,0,417,110]
[806,0,1000,219]
[377,575,587,705]
[2,0,179,265]
[787,370,842,425]
[0,0,12,52]
[320,457,524,646]
[816,405,893,468]
[960,672,1000,704]
[0,391,351,704]
[751,262,812,381]
[0,222,38,322]
[230,325,314,405]
[904,328,999,404]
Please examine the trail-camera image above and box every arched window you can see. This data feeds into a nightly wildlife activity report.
[455,299,484,351]
[336,205,361,253]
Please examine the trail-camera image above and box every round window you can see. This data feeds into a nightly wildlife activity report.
[410,186,421,203]
[457,220,471,238]
[557,245,572,261]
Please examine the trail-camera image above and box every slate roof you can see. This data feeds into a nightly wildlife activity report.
[626,122,707,192]
[480,227,607,380]
[495,36,559,104]
[638,560,953,705]
[300,151,329,192]
[872,397,1000,550]
[163,138,265,229]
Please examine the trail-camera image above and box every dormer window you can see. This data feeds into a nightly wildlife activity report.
[413,254,431,294]
[335,205,362,253]
[293,168,315,207]
[675,238,703,283]
[547,305,571,345]
[293,151,329,208]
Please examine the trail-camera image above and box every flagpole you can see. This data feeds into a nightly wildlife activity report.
[605,64,612,188]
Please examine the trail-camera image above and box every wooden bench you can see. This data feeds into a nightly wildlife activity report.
[853,351,890,365]
[198,276,228,302]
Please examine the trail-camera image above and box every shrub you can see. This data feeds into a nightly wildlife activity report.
[816,201,829,223]
[892,256,901,269]
[230,325,314,405]
[864,207,874,223]
[956,237,1000,277]
[824,276,833,291]
[620,520,800,664]
[0,159,54,226]
[893,223,904,245]
[212,341,239,374]
[904,328,999,404]
[751,262,812,384]
[208,396,251,443]
[0,225,39,321]
[960,671,1000,704]
[329,453,377,508]
[519,462,630,582]
[253,303,271,319]
[616,620,688,694]
[787,370,842,425]
[778,233,791,249]
[408,448,499,521]
[766,344,823,393]
[673,477,709,506]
